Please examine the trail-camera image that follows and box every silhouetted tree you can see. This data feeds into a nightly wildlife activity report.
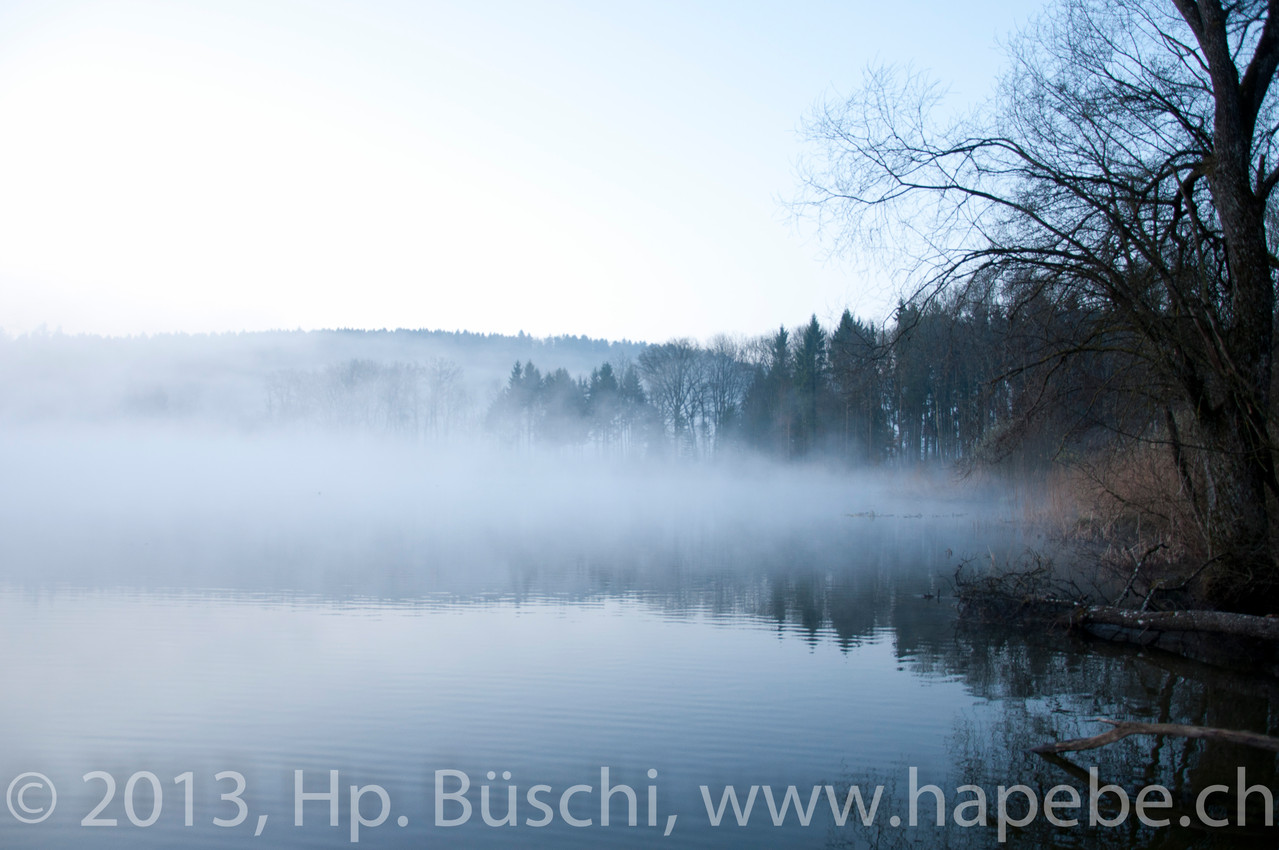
[798,1,1279,611]
[829,309,888,463]
[791,315,830,455]
[742,326,796,456]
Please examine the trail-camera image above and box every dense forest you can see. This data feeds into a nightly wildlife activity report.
[0,291,1205,478]
[478,292,1119,472]
[215,297,1067,468]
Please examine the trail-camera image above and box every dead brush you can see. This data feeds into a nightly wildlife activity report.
[952,550,1094,625]
[1021,441,1212,597]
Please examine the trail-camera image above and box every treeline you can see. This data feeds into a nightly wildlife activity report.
[486,361,658,454]
[482,298,1047,465]
[255,293,1116,469]
[265,358,470,438]
[0,327,646,426]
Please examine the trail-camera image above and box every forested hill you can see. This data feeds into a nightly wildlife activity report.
[0,327,646,426]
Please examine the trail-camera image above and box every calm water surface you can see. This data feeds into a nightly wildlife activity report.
[0,437,1275,848]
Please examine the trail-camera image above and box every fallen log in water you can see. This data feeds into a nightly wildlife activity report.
[954,560,1279,670]
[1066,606,1279,642]
[1057,605,1279,673]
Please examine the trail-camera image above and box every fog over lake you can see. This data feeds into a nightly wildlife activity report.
[8,0,1279,843]
[0,333,1273,849]
[0,421,1000,593]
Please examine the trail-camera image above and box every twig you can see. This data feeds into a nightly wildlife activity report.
[1112,543,1166,606]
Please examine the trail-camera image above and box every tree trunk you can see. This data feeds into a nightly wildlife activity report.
[1198,404,1277,613]
[1177,0,1279,613]
[1190,200,1276,613]
[1071,604,1279,641]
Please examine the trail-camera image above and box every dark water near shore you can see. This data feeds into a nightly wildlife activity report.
[0,432,1275,848]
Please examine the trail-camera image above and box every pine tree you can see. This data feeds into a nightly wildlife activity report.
[792,315,828,455]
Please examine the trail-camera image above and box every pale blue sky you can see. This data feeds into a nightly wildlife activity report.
[0,0,1042,341]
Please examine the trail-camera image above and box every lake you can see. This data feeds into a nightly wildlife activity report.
[0,429,1274,848]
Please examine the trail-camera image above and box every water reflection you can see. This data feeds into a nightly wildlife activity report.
[0,507,1273,848]
[828,626,1279,848]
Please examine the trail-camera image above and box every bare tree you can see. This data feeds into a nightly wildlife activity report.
[265,358,471,440]
[638,339,707,455]
[422,357,466,439]
[797,0,1279,613]
[701,335,753,453]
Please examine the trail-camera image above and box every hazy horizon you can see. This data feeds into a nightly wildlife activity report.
[0,0,1045,343]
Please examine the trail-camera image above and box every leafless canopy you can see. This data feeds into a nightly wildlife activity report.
[797,0,1279,612]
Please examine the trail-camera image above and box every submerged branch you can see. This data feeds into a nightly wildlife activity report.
[1031,718,1279,754]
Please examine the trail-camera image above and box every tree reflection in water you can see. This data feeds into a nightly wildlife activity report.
[823,623,1279,849]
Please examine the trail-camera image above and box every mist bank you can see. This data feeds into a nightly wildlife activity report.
[0,423,1023,597]
[0,323,1038,600]
[0,311,1042,469]
[0,327,642,428]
